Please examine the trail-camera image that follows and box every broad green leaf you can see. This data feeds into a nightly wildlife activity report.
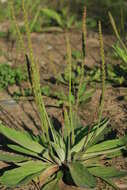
[81,146,125,160]
[41,8,63,27]
[71,134,86,153]
[55,131,65,151]
[0,124,44,154]
[7,144,41,158]
[71,118,109,153]
[88,166,127,178]
[18,171,42,186]
[86,118,110,148]
[49,150,61,165]
[42,150,54,163]
[0,151,29,163]
[68,162,96,188]
[86,135,127,153]
[106,149,123,158]
[16,160,39,166]
[74,125,89,142]
[49,120,65,151]
[0,160,51,187]
[51,143,65,163]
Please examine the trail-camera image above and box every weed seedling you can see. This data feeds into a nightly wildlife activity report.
[0,64,27,91]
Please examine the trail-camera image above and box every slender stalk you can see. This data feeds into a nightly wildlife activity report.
[10,2,26,55]
[22,1,57,145]
[84,21,106,148]
[76,7,87,110]
[108,12,127,53]
[22,0,49,142]
[82,7,87,58]
[65,33,74,145]
[98,21,105,122]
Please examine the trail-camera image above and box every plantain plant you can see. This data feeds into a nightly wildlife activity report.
[0,2,127,190]
[41,7,76,30]
[88,12,127,87]
[108,12,127,86]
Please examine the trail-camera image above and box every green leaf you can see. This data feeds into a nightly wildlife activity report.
[7,144,41,158]
[68,162,96,188]
[88,166,127,179]
[81,146,125,160]
[18,171,42,186]
[0,160,51,187]
[0,151,29,163]
[86,135,127,153]
[86,118,110,148]
[71,134,86,153]
[0,124,44,154]
[106,149,123,158]
[41,8,63,27]
[51,142,65,163]
[71,118,109,153]
[113,44,127,64]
